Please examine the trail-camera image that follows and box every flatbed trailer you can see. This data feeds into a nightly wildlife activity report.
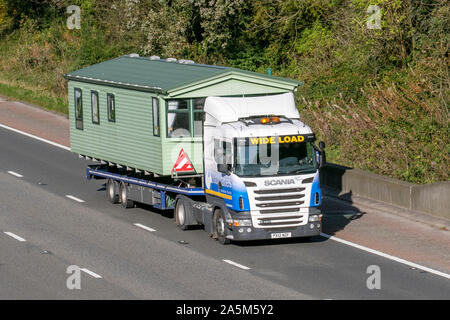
[86,163,323,244]
[87,164,205,210]
[86,164,229,240]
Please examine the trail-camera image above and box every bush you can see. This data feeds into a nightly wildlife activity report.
[0,0,448,183]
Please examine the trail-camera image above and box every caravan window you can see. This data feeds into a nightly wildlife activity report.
[74,88,83,130]
[152,97,160,136]
[91,91,99,124]
[167,99,189,137]
[107,93,115,122]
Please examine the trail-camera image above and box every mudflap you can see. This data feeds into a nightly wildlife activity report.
[175,195,200,227]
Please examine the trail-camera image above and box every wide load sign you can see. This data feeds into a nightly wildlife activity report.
[246,134,316,145]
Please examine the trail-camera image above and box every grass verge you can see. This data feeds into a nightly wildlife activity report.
[0,79,68,116]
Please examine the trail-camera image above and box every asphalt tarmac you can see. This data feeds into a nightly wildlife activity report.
[1,126,449,299]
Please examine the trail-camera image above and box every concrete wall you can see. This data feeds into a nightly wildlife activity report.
[411,182,450,219]
[321,163,450,220]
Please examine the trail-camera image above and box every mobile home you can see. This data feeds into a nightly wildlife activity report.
[65,54,302,176]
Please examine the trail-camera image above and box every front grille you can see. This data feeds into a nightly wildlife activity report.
[249,186,308,228]
[254,194,305,201]
[259,208,300,214]
[253,187,305,194]
[256,201,304,208]
[258,217,304,226]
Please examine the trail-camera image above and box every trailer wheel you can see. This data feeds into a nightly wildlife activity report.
[174,197,189,230]
[174,195,199,230]
[213,209,230,245]
[120,182,134,208]
[106,179,120,204]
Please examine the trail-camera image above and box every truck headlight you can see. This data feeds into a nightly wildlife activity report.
[308,214,322,222]
[233,219,252,227]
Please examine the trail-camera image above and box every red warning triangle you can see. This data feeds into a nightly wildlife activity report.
[172,149,195,173]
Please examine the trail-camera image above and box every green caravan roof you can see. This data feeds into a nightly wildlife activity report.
[64,54,303,94]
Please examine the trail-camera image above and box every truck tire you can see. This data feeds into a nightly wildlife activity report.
[174,197,188,230]
[213,208,230,245]
[106,179,120,204]
[174,195,197,230]
[120,182,134,208]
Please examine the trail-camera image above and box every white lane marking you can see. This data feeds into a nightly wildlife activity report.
[7,171,23,178]
[134,223,156,232]
[80,268,102,279]
[3,120,448,280]
[222,259,251,270]
[65,195,85,203]
[0,123,70,151]
[320,232,450,280]
[4,231,26,242]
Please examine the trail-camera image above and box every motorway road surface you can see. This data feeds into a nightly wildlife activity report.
[0,126,449,299]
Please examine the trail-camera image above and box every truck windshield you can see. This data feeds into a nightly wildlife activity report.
[233,138,317,177]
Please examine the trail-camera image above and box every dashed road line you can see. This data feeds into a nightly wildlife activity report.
[65,195,85,203]
[134,223,156,232]
[222,259,251,270]
[7,171,23,178]
[3,122,449,282]
[80,268,102,279]
[4,231,26,242]
[320,232,450,280]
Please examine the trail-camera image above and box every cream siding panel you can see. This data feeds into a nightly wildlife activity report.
[168,78,292,98]
[68,81,163,173]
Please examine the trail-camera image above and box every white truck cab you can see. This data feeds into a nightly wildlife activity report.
[202,93,325,242]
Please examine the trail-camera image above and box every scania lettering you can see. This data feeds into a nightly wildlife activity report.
[264,179,296,186]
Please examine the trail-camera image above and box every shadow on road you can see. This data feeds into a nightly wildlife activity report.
[320,190,365,236]
[97,181,366,245]
[319,164,367,236]
[232,236,326,247]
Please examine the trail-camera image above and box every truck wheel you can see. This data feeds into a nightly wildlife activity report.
[106,179,120,204]
[174,197,189,230]
[120,182,134,208]
[213,209,230,245]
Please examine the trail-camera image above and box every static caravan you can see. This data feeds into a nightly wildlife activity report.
[64,54,302,177]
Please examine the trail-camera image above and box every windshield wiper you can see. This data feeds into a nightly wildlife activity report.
[290,168,316,175]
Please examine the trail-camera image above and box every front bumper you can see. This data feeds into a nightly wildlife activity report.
[228,221,322,241]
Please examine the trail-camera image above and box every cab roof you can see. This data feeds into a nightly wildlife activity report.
[204,93,300,123]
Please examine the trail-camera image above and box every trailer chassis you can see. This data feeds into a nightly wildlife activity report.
[86,165,321,244]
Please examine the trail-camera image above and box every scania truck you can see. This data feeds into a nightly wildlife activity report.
[85,93,326,244]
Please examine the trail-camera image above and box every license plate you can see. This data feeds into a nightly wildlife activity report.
[270,232,292,239]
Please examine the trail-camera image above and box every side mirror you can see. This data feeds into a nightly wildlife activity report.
[318,141,326,168]
[217,164,231,175]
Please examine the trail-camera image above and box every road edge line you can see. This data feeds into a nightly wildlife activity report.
[3,122,449,281]
[0,123,70,151]
[320,232,450,280]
